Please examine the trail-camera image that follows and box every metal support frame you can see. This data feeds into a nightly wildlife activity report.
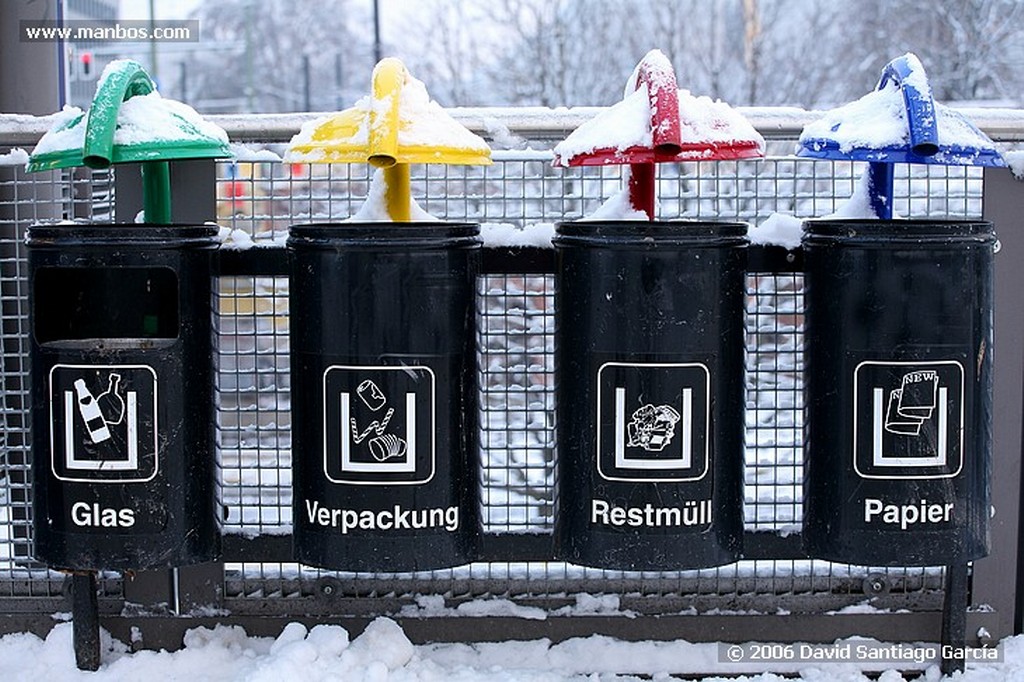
[71,572,99,671]
[0,126,1018,674]
[976,168,1024,641]
[3,237,1004,657]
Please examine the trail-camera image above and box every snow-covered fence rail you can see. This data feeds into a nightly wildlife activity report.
[5,106,1024,144]
[0,109,1021,654]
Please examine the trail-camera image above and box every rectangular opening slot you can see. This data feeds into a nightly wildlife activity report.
[34,266,180,342]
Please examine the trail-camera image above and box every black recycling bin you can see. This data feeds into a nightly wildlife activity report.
[288,222,481,571]
[554,221,747,570]
[28,223,219,571]
[803,219,994,566]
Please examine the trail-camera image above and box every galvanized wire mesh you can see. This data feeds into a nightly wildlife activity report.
[0,165,120,599]
[210,147,979,600]
[478,273,556,534]
[215,274,292,539]
[0,129,985,607]
[745,272,803,534]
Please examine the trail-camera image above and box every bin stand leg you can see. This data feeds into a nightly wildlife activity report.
[72,571,101,671]
[940,561,968,676]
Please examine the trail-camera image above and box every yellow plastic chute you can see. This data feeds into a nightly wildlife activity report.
[368,57,404,169]
[285,58,491,222]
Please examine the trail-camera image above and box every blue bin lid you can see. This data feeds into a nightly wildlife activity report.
[797,53,1004,218]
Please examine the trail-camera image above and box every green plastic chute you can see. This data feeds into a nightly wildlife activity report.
[28,59,231,223]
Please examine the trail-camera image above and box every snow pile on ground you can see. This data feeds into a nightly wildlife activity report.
[3,618,1024,681]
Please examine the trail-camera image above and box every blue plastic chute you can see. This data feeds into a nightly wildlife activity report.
[798,53,1004,218]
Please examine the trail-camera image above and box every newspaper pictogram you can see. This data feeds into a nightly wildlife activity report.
[853,360,964,480]
[883,370,940,436]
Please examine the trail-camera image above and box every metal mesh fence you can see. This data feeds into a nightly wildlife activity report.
[216,275,292,535]
[745,272,803,534]
[0,166,120,599]
[478,272,556,534]
[210,147,979,600]
[0,130,985,608]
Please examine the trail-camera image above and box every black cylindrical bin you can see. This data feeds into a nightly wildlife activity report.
[28,223,219,571]
[803,219,994,566]
[288,223,480,571]
[554,221,747,570]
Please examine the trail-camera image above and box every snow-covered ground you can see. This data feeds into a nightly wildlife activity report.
[1,617,1023,681]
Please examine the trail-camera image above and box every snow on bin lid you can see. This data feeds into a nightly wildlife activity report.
[551,49,763,221]
[798,53,1003,167]
[28,59,230,172]
[798,53,1004,220]
[284,58,491,167]
[285,57,491,222]
[552,49,764,166]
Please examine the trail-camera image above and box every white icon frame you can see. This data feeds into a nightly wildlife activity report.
[49,364,159,484]
[852,360,965,480]
[322,364,436,486]
[596,362,710,483]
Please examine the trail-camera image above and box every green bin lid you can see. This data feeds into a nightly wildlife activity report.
[28,59,230,173]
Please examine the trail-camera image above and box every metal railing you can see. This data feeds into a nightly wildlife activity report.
[0,109,1021,657]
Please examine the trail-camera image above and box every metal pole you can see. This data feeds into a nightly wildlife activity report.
[148,0,158,81]
[335,52,343,109]
[244,1,254,111]
[976,167,1024,641]
[179,61,187,102]
[303,54,311,112]
[57,0,67,108]
[373,0,382,63]
[0,1,63,568]
[72,572,100,671]
[940,561,969,676]
[0,0,61,114]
